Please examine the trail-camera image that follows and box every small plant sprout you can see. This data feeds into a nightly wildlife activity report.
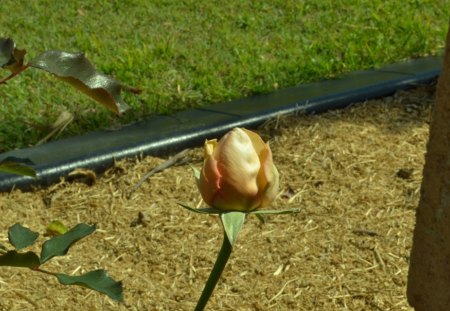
[180,128,298,310]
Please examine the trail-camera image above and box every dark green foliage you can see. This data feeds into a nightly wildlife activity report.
[8,223,39,250]
[0,251,40,268]
[0,223,123,302]
[40,223,96,264]
[57,270,123,302]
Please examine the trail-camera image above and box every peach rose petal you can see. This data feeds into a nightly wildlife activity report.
[216,129,260,199]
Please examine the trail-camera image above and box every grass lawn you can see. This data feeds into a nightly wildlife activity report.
[0,0,448,151]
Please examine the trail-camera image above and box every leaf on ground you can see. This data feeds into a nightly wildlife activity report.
[29,50,131,114]
[56,270,123,302]
[8,223,39,250]
[40,223,95,264]
[0,37,26,74]
[45,220,68,237]
[220,212,246,248]
[0,251,40,268]
[0,157,36,177]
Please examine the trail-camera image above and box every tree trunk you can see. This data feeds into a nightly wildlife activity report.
[407,22,450,310]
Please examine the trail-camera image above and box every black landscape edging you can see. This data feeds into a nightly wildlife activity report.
[0,56,442,192]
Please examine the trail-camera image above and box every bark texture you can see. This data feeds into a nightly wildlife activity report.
[407,23,450,310]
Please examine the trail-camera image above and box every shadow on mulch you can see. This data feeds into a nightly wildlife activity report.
[0,85,434,310]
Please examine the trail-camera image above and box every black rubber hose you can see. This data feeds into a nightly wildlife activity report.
[0,56,442,192]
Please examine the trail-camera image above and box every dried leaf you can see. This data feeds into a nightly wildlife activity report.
[30,50,130,114]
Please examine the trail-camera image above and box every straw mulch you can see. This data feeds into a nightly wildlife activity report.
[0,85,434,310]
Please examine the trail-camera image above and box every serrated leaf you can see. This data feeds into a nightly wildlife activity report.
[0,251,40,268]
[0,156,36,177]
[220,212,246,248]
[29,50,130,114]
[56,270,123,302]
[8,223,39,250]
[40,223,95,264]
[0,38,26,74]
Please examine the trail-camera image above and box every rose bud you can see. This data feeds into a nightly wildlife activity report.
[197,128,279,212]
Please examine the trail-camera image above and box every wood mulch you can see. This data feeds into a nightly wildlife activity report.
[0,85,434,310]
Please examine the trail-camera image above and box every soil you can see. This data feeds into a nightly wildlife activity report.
[0,85,435,310]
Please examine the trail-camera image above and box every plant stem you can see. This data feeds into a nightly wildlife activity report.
[0,65,29,84]
[195,231,232,311]
[32,267,56,276]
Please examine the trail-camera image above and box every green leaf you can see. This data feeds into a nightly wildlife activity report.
[56,270,123,302]
[178,203,223,214]
[0,38,15,67]
[8,223,39,250]
[40,223,96,264]
[220,212,246,248]
[0,38,26,72]
[0,251,40,268]
[0,157,36,177]
[29,51,131,114]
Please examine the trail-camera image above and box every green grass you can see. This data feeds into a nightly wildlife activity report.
[0,0,449,151]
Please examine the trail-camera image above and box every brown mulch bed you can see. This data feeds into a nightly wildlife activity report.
[0,85,434,310]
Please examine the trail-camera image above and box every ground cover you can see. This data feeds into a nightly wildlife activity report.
[0,85,433,310]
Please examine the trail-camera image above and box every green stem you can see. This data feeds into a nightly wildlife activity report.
[195,231,232,311]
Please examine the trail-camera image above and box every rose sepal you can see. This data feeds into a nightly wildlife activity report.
[220,212,246,248]
[179,203,299,216]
